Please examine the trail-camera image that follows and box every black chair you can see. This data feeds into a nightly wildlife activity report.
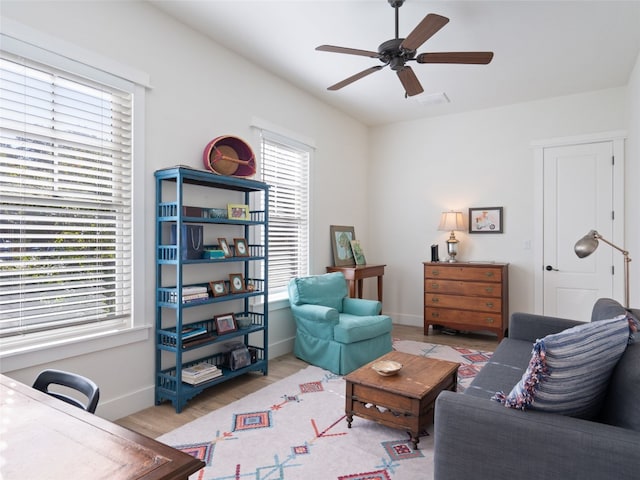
[32,369,100,414]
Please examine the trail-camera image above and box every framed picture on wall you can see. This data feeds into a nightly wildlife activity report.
[329,225,356,266]
[469,207,503,233]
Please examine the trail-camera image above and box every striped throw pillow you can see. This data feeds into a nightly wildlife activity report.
[493,314,631,418]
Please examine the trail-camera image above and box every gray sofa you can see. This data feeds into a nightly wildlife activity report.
[434,298,640,479]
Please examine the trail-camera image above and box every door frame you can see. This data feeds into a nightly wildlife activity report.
[532,131,626,315]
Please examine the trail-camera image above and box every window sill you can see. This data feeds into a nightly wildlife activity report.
[0,324,152,373]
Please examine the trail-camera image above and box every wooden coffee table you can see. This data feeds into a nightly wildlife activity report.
[344,351,459,449]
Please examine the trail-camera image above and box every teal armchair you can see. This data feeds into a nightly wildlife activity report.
[288,272,393,374]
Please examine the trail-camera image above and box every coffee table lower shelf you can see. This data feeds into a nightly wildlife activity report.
[344,351,459,449]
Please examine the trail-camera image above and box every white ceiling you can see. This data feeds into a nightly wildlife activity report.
[149,0,640,127]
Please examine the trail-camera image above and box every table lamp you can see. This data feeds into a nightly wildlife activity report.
[438,211,464,262]
[574,229,632,308]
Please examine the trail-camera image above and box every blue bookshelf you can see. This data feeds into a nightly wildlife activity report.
[154,166,269,413]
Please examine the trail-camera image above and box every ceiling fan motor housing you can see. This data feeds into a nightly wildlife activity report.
[378,38,416,70]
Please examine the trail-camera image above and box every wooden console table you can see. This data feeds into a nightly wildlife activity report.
[0,374,205,479]
[326,264,386,302]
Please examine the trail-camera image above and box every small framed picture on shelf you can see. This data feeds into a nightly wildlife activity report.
[209,280,227,297]
[350,239,366,265]
[214,313,237,335]
[233,238,249,257]
[218,237,232,257]
[469,207,504,234]
[227,203,250,221]
[229,273,246,293]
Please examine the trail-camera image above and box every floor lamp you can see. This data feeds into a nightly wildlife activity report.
[574,230,632,309]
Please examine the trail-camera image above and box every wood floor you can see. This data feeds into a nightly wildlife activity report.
[115,324,499,439]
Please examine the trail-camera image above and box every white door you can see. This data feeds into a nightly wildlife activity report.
[541,141,618,320]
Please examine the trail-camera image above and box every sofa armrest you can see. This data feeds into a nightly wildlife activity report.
[434,391,640,480]
[509,312,583,342]
[342,297,382,316]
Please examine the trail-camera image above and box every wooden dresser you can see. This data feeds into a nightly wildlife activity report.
[423,262,509,339]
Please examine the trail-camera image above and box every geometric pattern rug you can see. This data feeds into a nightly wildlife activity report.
[157,341,493,480]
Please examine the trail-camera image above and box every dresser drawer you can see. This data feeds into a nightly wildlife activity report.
[425,265,503,283]
[424,293,502,313]
[424,279,502,297]
[425,308,502,328]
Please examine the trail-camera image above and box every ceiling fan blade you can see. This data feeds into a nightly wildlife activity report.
[397,66,424,97]
[327,66,384,91]
[316,45,381,59]
[400,13,449,52]
[417,52,494,64]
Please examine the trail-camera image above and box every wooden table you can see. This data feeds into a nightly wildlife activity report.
[0,374,205,479]
[344,351,459,449]
[326,264,386,302]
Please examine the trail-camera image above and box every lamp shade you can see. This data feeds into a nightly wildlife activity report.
[574,230,599,258]
[438,211,464,232]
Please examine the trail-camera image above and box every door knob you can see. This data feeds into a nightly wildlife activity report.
[545,265,559,271]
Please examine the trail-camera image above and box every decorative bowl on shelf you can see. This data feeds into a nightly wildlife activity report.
[371,360,402,376]
[235,316,252,329]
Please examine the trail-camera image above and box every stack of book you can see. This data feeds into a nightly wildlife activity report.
[181,362,222,385]
[169,286,209,304]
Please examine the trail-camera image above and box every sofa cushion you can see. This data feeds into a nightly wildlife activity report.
[591,297,629,323]
[289,272,347,311]
[493,314,631,418]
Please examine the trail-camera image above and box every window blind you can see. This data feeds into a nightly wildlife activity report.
[0,53,133,337]
[259,131,310,293]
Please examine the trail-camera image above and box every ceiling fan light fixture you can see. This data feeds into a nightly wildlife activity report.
[416,92,450,106]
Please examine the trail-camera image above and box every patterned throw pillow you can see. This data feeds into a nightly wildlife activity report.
[493,314,632,418]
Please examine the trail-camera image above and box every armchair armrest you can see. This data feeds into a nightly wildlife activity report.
[434,391,640,479]
[290,304,339,324]
[342,297,382,316]
[509,312,583,342]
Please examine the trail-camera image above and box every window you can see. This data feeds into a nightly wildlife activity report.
[0,39,145,356]
[258,130,310,295]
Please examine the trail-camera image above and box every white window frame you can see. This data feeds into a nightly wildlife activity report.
[252,120,312,304]
[0,21,150,371]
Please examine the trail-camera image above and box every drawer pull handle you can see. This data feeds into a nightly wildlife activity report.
[485,317,495,324]
[485,271,494,277]
[431,283,439,289]
[432,297,439,303]
[431,270,440,276]
[486,302,494,308]
[431,312,440,318]
[485,287,494,293]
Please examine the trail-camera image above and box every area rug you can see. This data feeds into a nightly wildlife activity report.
[158,342,492,480]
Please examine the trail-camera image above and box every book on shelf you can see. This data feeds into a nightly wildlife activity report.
[182,362,222,384]
[182,369,222,384]
[168,291,210,303]
[168,325,208,340]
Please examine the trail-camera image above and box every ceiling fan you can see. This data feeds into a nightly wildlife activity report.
[316,0,494,97]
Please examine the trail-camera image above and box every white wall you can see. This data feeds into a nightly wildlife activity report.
[368,86,635,326]
[625,52,640,306]
[1,0,369,420]
[1,1,637,421]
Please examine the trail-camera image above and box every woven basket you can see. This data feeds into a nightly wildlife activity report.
[203,135,256,178]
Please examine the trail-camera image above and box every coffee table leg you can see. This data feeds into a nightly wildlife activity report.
[409,432,419,450]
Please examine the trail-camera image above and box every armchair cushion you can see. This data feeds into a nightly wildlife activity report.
[334,313,392,343]
[289,272,346,311]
